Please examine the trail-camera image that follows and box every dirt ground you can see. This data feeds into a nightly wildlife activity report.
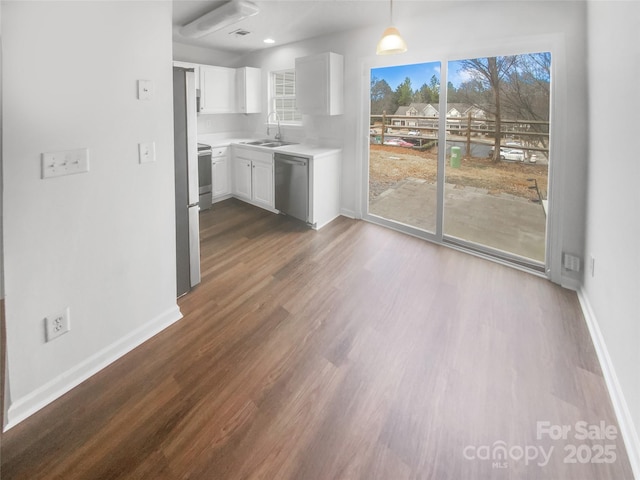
[369,144,548,201]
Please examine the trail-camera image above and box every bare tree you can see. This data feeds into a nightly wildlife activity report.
[502,53,551,149]
[458,56,518,161]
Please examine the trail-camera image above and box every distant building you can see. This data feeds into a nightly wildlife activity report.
[392,103,489,134]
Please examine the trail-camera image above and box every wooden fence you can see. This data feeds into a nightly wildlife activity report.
[371,112,550,155]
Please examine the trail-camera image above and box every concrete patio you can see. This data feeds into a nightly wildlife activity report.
[369,178,547,262]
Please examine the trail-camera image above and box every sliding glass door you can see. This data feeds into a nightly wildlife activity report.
[443,54,550,266]
[366,52,551,270]
[368,62,441,235]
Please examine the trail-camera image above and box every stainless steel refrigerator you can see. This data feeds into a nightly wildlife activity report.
[173,67,201,297]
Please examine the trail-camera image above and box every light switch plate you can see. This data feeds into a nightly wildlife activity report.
[138,142,156,164]
[42,148,89,179]
[137,80,153,100]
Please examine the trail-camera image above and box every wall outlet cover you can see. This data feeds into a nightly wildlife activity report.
[45,308,71,342]
[563,253,581,272]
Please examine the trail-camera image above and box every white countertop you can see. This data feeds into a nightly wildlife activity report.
[197,133,341,158]
[273,143,341,158]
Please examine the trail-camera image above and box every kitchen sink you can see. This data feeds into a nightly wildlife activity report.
[242,139,297,148]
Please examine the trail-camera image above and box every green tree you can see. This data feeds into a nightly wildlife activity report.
[429,75,440,103]
[395,77,413,107]
[446,81,458,103]
[370,77,395,115]
[414,83,430,103]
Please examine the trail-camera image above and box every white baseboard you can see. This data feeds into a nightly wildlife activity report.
[313,214,343,231]
[339,208,357,219]
[578,288,640,480]
[212,194,233,204]
[4,305,182,431]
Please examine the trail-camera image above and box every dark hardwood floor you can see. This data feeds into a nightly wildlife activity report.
[1,199,633,479]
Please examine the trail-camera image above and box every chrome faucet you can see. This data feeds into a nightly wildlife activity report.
[266,111,282,141]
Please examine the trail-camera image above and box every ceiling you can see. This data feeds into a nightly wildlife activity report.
[172,0,400,54]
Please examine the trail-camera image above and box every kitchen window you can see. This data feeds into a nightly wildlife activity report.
[271,69,302,124]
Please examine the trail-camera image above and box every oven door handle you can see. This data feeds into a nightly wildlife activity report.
[276,157,307,167]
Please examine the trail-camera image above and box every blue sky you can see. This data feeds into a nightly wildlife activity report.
[372,61,473,91]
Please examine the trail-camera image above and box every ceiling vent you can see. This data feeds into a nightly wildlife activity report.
[230,29,251,37]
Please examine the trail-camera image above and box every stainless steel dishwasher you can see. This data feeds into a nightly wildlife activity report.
[274,153,309,224]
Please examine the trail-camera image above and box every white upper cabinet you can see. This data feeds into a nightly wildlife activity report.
[236,67,262,114]
[295,52,343,116]
[174,61,261,115]
[199,65,236,114]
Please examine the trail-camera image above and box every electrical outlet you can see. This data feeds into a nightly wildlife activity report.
[563,253,581,272]
[45,308,70,342]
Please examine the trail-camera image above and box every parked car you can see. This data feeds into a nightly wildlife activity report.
[489,146,525,162]
[384,138,414,147]
[502,148,525,161]
[407,130,421,136]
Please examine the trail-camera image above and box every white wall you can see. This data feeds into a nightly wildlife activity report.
[0,0,3,300]
[238,0,588,287]
[584,1,640,475]
[2,1,180,428]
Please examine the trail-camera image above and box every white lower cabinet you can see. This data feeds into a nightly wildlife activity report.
[212,156,230,198]
[308,150,342,229]
[232,146,274,209]
[210,146,230,201]
[231,144,341,226]
[232,156,252,200]
[251,159,273,207]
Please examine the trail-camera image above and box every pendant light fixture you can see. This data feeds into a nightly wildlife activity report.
[376,0,407,55]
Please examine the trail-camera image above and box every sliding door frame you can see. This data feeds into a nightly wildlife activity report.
[358,34,567,281]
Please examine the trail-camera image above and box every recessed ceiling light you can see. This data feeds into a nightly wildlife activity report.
[263,38,275,44]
